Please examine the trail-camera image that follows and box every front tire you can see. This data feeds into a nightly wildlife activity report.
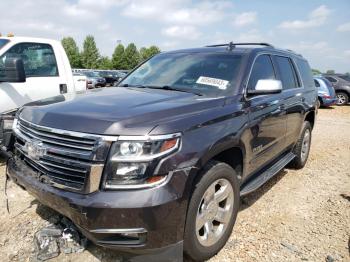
[184,161,240,261]
[289,122,312,169]
[336,92,349,105]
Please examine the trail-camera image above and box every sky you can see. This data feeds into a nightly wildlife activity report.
[0,0,349,73]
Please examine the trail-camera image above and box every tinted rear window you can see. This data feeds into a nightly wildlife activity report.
[275,56,298,89]
[296,59,314,89]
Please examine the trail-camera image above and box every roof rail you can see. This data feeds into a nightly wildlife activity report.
[206,42,274,50]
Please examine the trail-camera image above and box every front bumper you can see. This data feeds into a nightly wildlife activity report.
[7,157,190,256]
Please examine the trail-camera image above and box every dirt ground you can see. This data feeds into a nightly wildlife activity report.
[0,106,349,262]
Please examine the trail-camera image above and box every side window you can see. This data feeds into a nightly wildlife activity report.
[0,43,58,77]
[295,59,314,89]
[314,79,320,87]
[325,76,337,83]
[275,56,298,89]
[247,54,275,90]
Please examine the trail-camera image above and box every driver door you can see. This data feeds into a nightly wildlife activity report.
[246,54,287,175]
[0,42,64,113]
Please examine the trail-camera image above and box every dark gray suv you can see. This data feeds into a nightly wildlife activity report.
[323,74,350,105]
[7,42,317,261]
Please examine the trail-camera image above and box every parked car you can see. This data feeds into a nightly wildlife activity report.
[97,71,121,87]
[7,42,316,261]
[0,36,87,153]
[323,74,350,105]
[82,71,106,89]
[314,76,337,107]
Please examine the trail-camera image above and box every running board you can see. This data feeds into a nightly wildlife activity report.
[240,152,295,196]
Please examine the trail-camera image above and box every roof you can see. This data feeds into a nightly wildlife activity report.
[0,36,60,45]
[163,42,303,58]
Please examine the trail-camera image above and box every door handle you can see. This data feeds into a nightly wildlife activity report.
[59,84,68,94]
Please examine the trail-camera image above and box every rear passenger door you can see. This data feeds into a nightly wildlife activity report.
[272,55,304,148]
[247,54,287,174]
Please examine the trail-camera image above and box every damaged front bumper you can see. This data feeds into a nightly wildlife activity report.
[7,157,192,260]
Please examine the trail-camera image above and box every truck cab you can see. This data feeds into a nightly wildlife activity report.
[0,36,86,151]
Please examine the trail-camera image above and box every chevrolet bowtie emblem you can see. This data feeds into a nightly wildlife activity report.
[24,140,47,160]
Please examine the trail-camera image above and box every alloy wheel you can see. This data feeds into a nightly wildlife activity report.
[196,178,234,247]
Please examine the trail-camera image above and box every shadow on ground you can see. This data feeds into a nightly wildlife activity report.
[240,169,288,211]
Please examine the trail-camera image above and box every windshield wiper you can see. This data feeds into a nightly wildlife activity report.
[148,85,203,96]
[119,84,202,96]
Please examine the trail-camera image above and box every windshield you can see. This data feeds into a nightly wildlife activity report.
[120,52,243,96]
[84,71,100,77]
[0,39,10,50]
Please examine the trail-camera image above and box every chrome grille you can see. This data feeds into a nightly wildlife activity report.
[13,118,117,193]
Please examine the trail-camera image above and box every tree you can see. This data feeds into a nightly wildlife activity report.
[326,70,335,74]
[98,56,113,70]
[311,68,322,75]
[123,43,140,70]
[139,45,161,61]
[111,44,125,69]
[61,37,81,68]
[81,35,100,69]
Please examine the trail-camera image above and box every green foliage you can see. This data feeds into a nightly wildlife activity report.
[61,37,81,68]
[326,69,335,74]
[98,56,113,70]
[111,44,126,69]
[123,43,140,70]
[311,68,322,75]
[61,35,161,70]
[81,35,100,69]
[139,45,161,61]
[345,72,350,76]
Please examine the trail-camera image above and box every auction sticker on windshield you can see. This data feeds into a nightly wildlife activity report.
[196,76,229,90]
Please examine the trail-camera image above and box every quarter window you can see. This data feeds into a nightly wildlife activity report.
[0,43,58,77]
[295,59,314,89]
[275,56,298,89]
[325,76,337,83]
[247,55,275,90]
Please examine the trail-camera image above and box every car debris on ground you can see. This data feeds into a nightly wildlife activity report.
[34,217,87,261]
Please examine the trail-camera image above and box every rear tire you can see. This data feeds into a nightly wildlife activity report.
[336,92,349,105]
[184,161,240,261]
[289,122,312,169]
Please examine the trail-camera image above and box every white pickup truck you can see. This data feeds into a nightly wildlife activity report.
[0,36,87,152]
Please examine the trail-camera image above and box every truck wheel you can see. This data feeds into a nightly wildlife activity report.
[336,92,349,105]
[289,122,312,169]
[184,161,240,261]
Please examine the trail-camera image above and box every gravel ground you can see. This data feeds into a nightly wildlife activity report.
[0,106,349,262]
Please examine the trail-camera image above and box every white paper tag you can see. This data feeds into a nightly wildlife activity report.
[196,76,229,90]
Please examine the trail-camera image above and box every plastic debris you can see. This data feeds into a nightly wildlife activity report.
[34,217,87,261]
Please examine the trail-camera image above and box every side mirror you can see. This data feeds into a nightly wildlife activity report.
[247,79,282,95]
[0,58,26,83]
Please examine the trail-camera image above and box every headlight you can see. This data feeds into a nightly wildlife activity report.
[103,133,181,189]
[1,118,14,130]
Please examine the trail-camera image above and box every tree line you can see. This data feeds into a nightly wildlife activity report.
[61,35,161,70]
[312,69,350,76]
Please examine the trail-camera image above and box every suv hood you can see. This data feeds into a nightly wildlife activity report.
[20,87,227,136]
